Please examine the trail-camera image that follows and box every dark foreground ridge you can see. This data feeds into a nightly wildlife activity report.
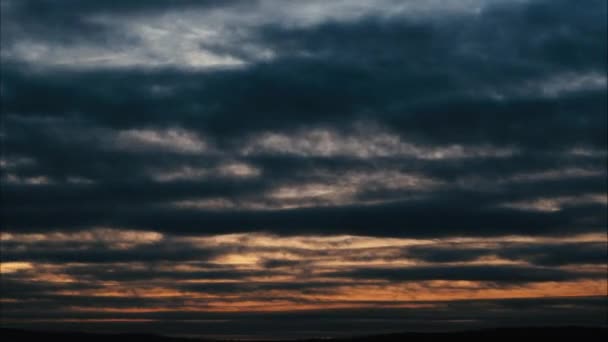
[2,327,607,342]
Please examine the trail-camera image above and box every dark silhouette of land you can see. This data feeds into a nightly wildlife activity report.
[2,327,607,342]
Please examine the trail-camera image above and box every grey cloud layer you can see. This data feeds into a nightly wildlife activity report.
[0,0,607,337]
[1,0,606,238]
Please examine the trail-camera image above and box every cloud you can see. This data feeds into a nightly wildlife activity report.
[2,229,606,337]
[113,128,209,154]
[2,185,605,236]
[1,0,536,69]
[1,0,606,338]
[406,241,608,266]
[242,127,518,159]
[326,265,603,283]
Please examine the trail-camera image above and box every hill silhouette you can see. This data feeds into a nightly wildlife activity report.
[2,327,607,342]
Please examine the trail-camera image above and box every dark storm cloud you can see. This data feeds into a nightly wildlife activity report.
[2,64,606,150]
[2,189,606,236]
[2,294,606,321]
[0,241,220,263]
[497,242,608,266]
[257,0,607,69]
[0,0,252,44]
[6,0,250,15]
[1,0,605,242]
[1,0,606,143]
[2,110,605,185]
[70,269,288,283]
[327,265,604,283]
[1,0,607,338]
[406,242,608,266]
[406,246,491,263]
[0,278,102,298]
[261,258,306,269]
[1,177,269,210]
[177,281,349,295]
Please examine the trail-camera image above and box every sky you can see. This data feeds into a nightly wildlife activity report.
[0,0,607,339]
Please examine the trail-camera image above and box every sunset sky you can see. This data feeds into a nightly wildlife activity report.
[0,0,607,339]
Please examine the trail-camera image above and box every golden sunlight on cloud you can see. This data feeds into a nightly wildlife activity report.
[2,230,605,318]
[0,262,34,273]
[183,233,431,250]
[500,194,607,212]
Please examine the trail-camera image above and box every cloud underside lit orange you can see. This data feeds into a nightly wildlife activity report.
[2,232,606,318]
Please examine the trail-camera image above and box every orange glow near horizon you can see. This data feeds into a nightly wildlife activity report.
[2,231,606,323]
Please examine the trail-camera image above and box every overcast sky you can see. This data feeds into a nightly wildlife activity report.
[0,0,607,339]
